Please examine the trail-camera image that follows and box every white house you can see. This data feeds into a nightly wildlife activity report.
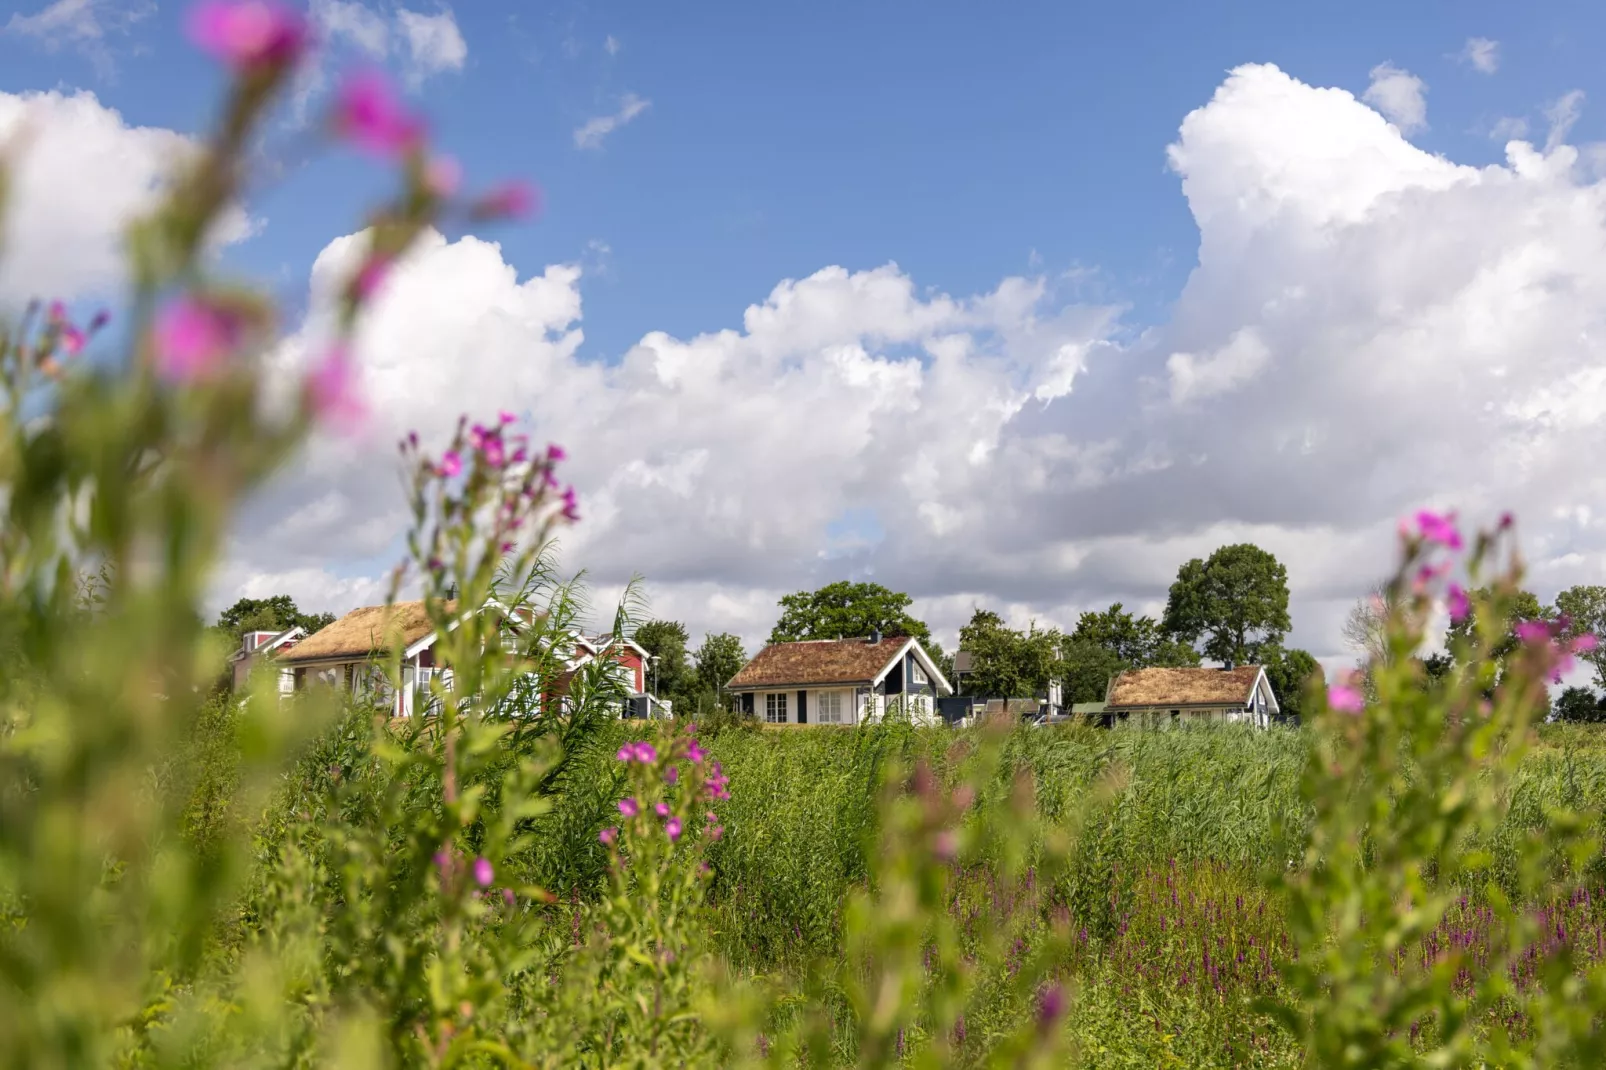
[1102,665,1280,728]
[725,632,953,726]
[229,626,305,692]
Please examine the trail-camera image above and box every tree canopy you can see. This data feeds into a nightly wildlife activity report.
[1260,644,1324,722]
[1556,585,1606,690]
[1553,686,1606,724]
[768,581,931,646]
[215,595,336,642]
[1060,602,1198,704]
[1162,543,1291,666]
[634,620,692,701]
[693,632,747,705]
[958,610,1060,699]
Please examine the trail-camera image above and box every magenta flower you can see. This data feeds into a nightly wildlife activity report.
[498,409,517,424]
[1411,509,1464,551]
[1574,633,1600,654]
[152,296,242,381]
[706,812,718,823]
[305,345,367,432]
[618,797,639,818]
[614,745,634,762]
[472,856,493,887]
[1327,684,1365,714]
[665,765,679,785]
[1515,619,1554,645]
[334,69,424,158]
[502,887,516,906]
[665,816,683,842]
[654,801,670,818]
[425,154,462,197]
[439,450,463,477]
[708,823,723,841]
[484,438,506,467]
[1036,984,1066,1031]
[60,325,86,356]
[547,443,567,462]
[187,0,308,69]
[472,180,541,220]
[562,486,581,522]
[631,741,657,763]
[355,254,391,301]
[599,826,617,845]
[687,741,706,764]
[1447,583,1471,623]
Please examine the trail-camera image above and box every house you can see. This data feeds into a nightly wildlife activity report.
[725,631,953,726]
[275,599,653,719]
[229,626,305,692]
[1103,665,1280,728]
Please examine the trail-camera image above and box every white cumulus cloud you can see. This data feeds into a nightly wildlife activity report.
[2,0,154,78]
[397,8,468,84]
[1461,37,1500,75]
[1363,62,1428,134]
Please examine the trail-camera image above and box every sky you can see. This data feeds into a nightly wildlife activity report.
[3,0,1606,676]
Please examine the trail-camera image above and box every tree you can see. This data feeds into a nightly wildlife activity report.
[1162,544,1292,666]
[693,632,747,708]
[958,609,1060,699]
[1341,582,1402,669]
[215,595,335,642]
[1553,686,1606,724]
[1060,602,1199,704]
[1443,587,1553,679]
[634,620,691,700]
[1556,585,1606,690]
[1261,645,1324,722]
[769,581,931,646]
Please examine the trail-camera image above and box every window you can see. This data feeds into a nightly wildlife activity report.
[910,662,926,685]
[818,691,844,724]
[766,692,788,724]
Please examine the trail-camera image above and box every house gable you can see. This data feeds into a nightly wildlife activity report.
[1104,665,1272,711]
[728,635,952,695]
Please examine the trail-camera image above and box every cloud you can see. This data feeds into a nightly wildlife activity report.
[222,63,1606,676]
[396,8,468,84]
[573,93,651,150]
[0,88,253,307]
[1489,115,1529,141]
[2,0,154,78]
[1544,90,1585,151]
[1461,37,1499,75]
[312,0,390,57]
[604,35,619,56]
[1363,62,1428,134]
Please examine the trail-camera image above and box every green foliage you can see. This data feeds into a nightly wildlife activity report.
[958,609,1061,699]
[1259,645,1322,722]
[1557,585,1606,689]
[1554,686,1606,724]
[1061,603,1200,704]
[215,593,337,640]
[692,631,747,706]
[1163,543,1292,665]
[635,618,692,700]
[769,580,931,645]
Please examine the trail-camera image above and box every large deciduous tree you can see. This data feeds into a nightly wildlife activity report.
[692,632,747,707]
[958,609,1060,699]
[768,581,931,646]
[1555,585,1606,690]
[215,594,336,641]
[634,619,692,701]
[1162,543,1292,666]
[1553,686,1606,724]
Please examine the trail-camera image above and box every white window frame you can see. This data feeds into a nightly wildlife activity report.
[817,690,845,724]
[911,662,927,685]
[766,692,788,724]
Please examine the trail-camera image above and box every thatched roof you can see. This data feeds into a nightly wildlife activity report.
[279,601,446,664]
[728,637,909,689]
[1105,665,1263,709]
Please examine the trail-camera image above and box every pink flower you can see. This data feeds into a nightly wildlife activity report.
[706,812,718,823]
[654,801,670,818]
[60,325,86,356]
[631,741,657,763]
[187,1,307,70]
[439,451,462,477]
[502,887,516,906]
[47,300,66,324]
[617,797,639,818]
[665,816,683,842]
[547,443,566,462]
[1327,685,1365,714]
[1411,509,1464,551]
[599,826,617,845]
[355,254,391,301]
[687,741,706,764]
[708,824,723,841]
[1036,984,1067,1032]
[484,438,506,467]
[334,69,424,158]
[472,180,541,220]
[561,486,580,522]
[425,154,462,197]
[472,857,493,887]
[498,410,516,424]
[1447,583,1471,623]
[306,345,367,432]
[1574,633,1600,654]
[152,296,242,381]
[665,765,679,785]
[1516,619,1554,645]
[614,745,634,762]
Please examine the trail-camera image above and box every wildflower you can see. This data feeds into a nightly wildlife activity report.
[502,888,516,906]
[152,296,242,381]
[654,801,670,818]
[424,154,462,197]
[472,857,493,887]
[334,69,424,158]
[1036,983,1066,1032]
[472,180,540,220]
[355,254,391,301]
[561,485,580,522]
[187,0,307,70]
[706,812,718,823]
[439,451,463,477]
[547,443,566,462]
[1327,684,1365,714]
[1515,619,1554,646]
[305,345,366,431]
[618,797,639,818]
[665,765,679,785]
[599,826,617,845]
[687,741,706,764]
[1447,583,1471,623]
[1410,509,1464,551]
[665,816,683,842]
[631,741,657,763]
[615,745,634,762]
[498,409,517,424]
[934,829,958,862]
[483,438,506,468]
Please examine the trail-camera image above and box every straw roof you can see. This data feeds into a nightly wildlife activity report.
[279,600,446,664]
[728,636,909,689]
[1105,665,1263,709]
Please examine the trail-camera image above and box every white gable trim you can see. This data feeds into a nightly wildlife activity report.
[1252,666,1280,716]
[401,597,522,660]
[869,638,954,696]
[228,625,306,663]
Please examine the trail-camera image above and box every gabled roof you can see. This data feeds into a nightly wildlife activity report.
[728,636,943,691]
[1105,665,1269,709]
[279,601,443,664]
[229,625,305,663]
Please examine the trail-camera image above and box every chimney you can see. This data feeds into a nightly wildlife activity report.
[869,627,881,643]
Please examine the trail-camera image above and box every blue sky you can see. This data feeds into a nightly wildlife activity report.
[4,0,1606,673]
